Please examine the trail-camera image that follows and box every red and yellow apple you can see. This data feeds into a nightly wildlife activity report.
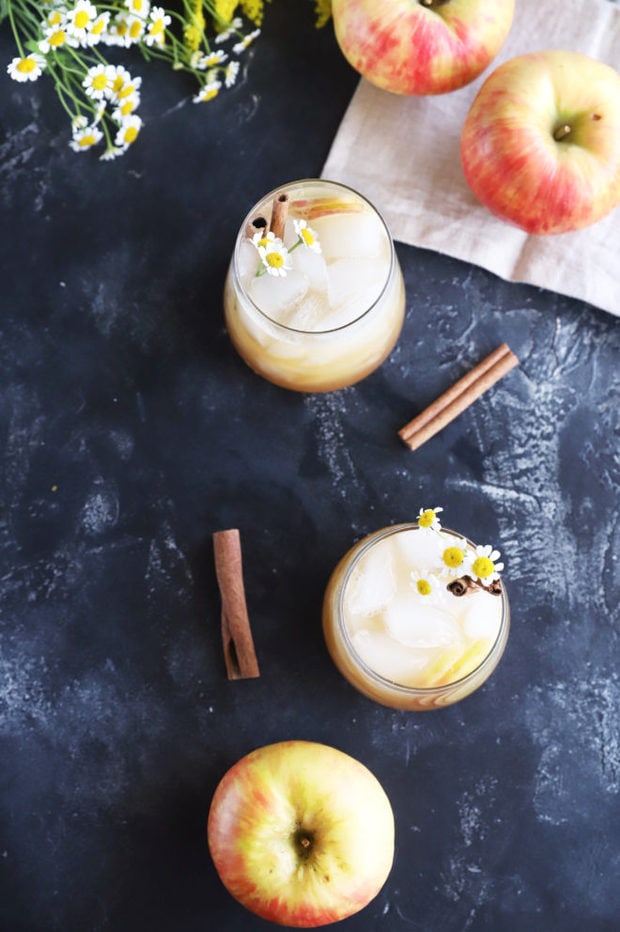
[331,0,515,96]
[207,740,395,927]
[460,50,620,235]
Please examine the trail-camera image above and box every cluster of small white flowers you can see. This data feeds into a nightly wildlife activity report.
[411,506,505,600]
[250,219,322,278]
[5,0,262,157]
[73,64,143,157]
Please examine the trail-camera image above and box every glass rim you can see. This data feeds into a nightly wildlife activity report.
[232,178,396,335]
[336,522,510,696]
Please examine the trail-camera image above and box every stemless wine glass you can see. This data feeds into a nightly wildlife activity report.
[323,521,510,711]
[223,179,406,392]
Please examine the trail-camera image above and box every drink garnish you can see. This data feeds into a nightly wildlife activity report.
[248,194,322,279]
[413,505,504,597]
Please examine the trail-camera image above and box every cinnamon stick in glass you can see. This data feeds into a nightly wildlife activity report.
[213,529,260,680]
[269,192,289,240]
[398,343,519,452]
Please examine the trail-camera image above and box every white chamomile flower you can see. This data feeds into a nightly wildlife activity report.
[145,7,170,47]
[70,122,103,152]
[258,240,291,278]
[193,80,222,103]
[113,92,140,121]
[293,218,321,253]
[224,60,240,88]
[251,230,277,250]
[114,114,142,148]
[43,7,66,29]
[124,14,146,45]
[39,23,69,53]
[107,66,141,101]
[215,17,242,44]
[83,63,111,99]
[198,50,227,69]
[410,572,441,602]
[232,28,260,55]
[99,146,125,161]
[102,16,126,46]
[7,54,46,83]
[469,545,504,584]
[441,538,469,576]
[125,0,150,16]
[87,12,111,46]
[417,506,444,533]
[66,0,98,44]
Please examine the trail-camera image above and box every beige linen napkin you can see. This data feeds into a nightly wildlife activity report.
[321,0,620,316]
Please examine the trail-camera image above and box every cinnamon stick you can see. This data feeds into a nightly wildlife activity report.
[245,215,267,239]
[213,529,260,680]
[398,343,519,451]
[269,192,289,240]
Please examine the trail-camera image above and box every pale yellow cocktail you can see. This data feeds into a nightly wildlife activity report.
[223,179,405,392]
[323,509,510,710]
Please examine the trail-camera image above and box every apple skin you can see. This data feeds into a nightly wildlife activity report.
[207,740,395,927]
[460,50,620,235]
[331,0,515,96]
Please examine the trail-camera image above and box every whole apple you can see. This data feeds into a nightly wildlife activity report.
[460,50,620,235]
[207,740,395,927]
[331,0,515,96]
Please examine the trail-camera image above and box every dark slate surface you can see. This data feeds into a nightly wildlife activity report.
[1,3,619,931]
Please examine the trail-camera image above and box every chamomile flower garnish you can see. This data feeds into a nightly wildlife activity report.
[469,545,504,584]
[292,218,321,254]
[410,572,441,602]
[441,540,468,575]
[257,239,292,278]
[408,505,506,593]
[7,54,46,82]
[252,230,277,250]
[417,506,443,532]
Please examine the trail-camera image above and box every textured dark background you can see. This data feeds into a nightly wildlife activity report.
[1,2,619,930]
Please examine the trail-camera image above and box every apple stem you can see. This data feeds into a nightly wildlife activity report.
[293,827,315,859]
[553,124,572,142]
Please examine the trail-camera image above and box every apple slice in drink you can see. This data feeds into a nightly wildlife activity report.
[422,638,493,687]
[290,195,366,220]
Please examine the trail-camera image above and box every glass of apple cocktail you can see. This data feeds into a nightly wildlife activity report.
[323,507,510,710]
[223,179,406,392]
